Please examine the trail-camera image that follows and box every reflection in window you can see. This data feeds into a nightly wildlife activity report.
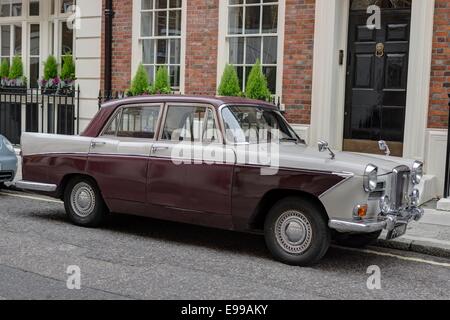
[162,106,208,142]
[118,106,161,139]
[140,0,182,89]
[350,0,411,10]
[61,0,74,14]
[227,0,279,94]
[0,0,22,17]
[29,24,40,88]
[221,105,298,144]
[29,0,39,16]
[0,23,21,63]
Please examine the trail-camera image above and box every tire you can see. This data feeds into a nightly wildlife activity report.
[335,231,382,248]
[264,197,331,266]
[64,176,108,227]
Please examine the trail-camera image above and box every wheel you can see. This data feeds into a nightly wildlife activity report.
[335,231,382,248]
[64,176,108,227]
[264,197,331,266]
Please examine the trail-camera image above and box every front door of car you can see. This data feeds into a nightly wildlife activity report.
[147,104,235,218]
[87,104,162,206]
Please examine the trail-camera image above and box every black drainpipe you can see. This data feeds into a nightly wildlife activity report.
[104,0,114,93]
[444,93,450,198]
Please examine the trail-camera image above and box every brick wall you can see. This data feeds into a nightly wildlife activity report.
[282,0,315,125]
[428,0,450,129]
[184,0,219,95]
[100,0,133,92]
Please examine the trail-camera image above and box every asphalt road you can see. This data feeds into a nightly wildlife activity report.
[0,190,449,300]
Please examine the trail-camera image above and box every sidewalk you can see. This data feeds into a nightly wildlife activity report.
[375,204,450,259]
[8,149,450,259]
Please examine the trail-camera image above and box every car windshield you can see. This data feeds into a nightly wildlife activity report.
[221,106,302,144]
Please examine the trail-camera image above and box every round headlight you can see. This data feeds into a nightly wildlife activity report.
[412,161,423,185]
[364,164,378,192]
[2,137,14,153]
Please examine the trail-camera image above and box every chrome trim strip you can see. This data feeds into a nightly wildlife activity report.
[329,207,424,234]
[329,219,387,233]
[15,181,57,192]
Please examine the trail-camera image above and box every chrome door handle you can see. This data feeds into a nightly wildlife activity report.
[91,141,106,148]
[151,146,169,153]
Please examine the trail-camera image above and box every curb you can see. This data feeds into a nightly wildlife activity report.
[375,237,450,259]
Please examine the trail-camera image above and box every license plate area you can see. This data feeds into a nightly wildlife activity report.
[386,223,407,240]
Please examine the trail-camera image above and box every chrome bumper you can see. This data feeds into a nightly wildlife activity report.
[15,180,57,192]
[329,207,424,234]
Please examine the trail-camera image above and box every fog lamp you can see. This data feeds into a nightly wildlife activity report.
[379,195,392,214]
[410,189,420,207]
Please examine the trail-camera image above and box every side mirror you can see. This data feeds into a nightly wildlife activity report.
[318,140,329,153]
[378,140,391,156]
[318,140,335,159]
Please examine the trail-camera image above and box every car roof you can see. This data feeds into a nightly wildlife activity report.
[100,95,279,110]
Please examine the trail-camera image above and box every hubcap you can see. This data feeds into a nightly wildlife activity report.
[70,182,96,218]
[275,210,312,255]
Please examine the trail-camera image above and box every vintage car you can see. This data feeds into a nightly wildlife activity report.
[17,95,424,266]
[0,134,17,189]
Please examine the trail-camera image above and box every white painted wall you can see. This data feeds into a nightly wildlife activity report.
[75,0,102,131]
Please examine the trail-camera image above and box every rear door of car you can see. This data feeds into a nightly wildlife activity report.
[87,104,162,206]
[147,103,235,218]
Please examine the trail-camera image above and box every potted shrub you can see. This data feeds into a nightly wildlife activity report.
[245,59,271,101]
[218,64,242,97]
[59,55,76,96]
[0,58,9,90]
[6,55,27,92]
[150,66,171,94]
[40,55,60,94]
[127,64,150,96]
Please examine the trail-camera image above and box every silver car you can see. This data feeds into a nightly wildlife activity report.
[0,135,18,189]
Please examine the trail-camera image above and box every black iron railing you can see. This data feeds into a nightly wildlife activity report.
[0,87,80,145]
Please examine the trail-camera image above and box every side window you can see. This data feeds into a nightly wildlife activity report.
[117,106,161,139]
[162,106,207,142]
[203,109,219,143]
[102,111,121,136]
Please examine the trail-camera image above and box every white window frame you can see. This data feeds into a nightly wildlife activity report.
[217,0,285,99]
[132,0,187,93]
[49,0,76,64]
[0,0,76,88]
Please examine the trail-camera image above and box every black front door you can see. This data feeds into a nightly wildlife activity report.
[344,8,411,157]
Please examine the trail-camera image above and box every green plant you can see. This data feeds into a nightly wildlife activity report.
[218,64,242,97]
[129,64,150,96]
[43,55,58,81]
[60,55,76,81]
[245,59,271,101]
[9,55,23,80]
[1,59,9,78]
[151,66,171,94]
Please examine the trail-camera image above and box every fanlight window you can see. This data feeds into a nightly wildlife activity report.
[350,0,412,10]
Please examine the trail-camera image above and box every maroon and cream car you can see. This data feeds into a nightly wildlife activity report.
[17,95,424,266]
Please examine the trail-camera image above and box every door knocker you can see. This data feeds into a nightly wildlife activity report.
[375,43,385,58]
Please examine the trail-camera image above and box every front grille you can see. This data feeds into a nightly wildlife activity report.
[390,166,411,209]
[369,181,386,199]
[0,171,13,182]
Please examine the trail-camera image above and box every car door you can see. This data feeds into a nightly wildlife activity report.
[87,104,162,208]
[147,104,235,218]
